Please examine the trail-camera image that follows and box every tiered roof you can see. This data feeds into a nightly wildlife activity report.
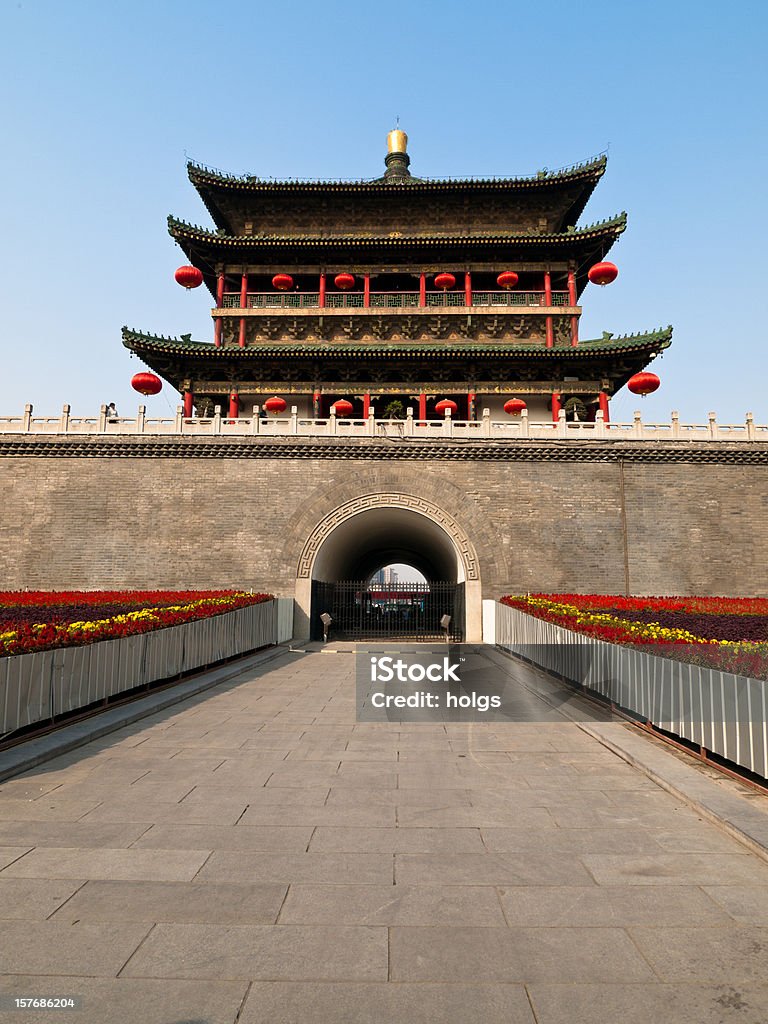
[188,155,608,235]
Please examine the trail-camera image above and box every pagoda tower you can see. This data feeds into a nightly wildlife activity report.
[123,130,671,422]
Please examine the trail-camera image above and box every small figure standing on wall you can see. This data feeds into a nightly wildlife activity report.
[320,611,333,643]
[106,402,118,419]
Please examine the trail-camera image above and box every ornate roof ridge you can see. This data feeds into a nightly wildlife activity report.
[167,211,627,244]
[186,154,607,190]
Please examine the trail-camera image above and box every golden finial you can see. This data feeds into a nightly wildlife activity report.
[387,123,408,154]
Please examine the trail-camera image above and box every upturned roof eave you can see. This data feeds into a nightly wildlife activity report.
[122,324,672,360]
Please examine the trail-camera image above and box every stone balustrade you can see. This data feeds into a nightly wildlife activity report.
[0,404,765,442]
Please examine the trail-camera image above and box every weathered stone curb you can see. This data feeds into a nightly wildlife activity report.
[577,720,768,865]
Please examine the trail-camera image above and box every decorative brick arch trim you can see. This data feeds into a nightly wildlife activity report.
[297,492,479,581]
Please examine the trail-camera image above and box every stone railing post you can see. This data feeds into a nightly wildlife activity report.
[520,408,530,438]
[59,404,70,434]
[251,405,260,434]
[22,403,33,432]
[329,409,337,436]
[175,405,183,433]
[633,410,643,438]
[708,411,717,439]
[404,408,413,437]
[556,409,567,437]
[671,410,680,439]
[482,408,491,437]
[290,405,298,435]
[443,409,453,437]
[137,404,146,434]
[213,405,222,434]
[746,412,755,441]
[594,409,606,438]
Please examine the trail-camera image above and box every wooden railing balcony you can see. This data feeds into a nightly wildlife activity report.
[219,290,574,311]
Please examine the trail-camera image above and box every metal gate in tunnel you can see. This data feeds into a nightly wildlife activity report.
[311,580,464,641]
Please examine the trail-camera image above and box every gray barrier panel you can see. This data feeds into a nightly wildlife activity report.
[0,600,283,736]
[52,645,94,716]
[495,602,768,781]
[1,651,54,734]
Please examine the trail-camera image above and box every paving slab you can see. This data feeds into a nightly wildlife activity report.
[0,846,211,882]
[197,851,394,885]
[498,884,732,927]
[121,922,388,981]
[390,925,654,982]
[239,982,536,1024]
[131,823,314,852]
[0,878,84,920]
[0,976,248,1024]
[279,883,507,926]
[52,879,287,924]
[308,825,486,853]
[527,983,768,1024]
[0,920,151,976]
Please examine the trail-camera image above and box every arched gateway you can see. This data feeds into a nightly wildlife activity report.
[294,494,483,643]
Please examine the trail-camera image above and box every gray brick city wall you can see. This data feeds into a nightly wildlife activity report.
[1,437,766,598]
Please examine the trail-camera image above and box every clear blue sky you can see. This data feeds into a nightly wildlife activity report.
[1,0,765,422]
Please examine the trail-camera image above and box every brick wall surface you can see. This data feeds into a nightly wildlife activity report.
[1,438,766,597]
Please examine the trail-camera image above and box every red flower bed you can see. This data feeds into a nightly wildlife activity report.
[0,590,273,657]
[501,594,768,681]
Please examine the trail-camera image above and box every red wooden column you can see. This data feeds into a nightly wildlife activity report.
[364,274,370,308]
[419,273,426,307]
[467,390,476,420]
[567,268,579,346]
[363,393,371,417]
[567,268,577,306]
[228,391,239,420]
[313,390,322,417]
[544,270,554,348]
[464,271,472,307]
[238,271,248,348]
[551,392,562,422]
[418,393,427,420]
[598,391,610,422]
[183,391,194,418]
[214,270,225,348]
[319,273,326,308]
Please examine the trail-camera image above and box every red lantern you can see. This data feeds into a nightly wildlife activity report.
[435,399,458,416]
[588,261,618,286]
[434,273,456,291]
[332,399,354,417]
[131,372,162,396]
[272,274,294,291]
[497,271,519,290]
[504,398,527,416]
[627,372,660,397]
[174,265,203,289]
[263,395,287,415]
[334,273,355,290]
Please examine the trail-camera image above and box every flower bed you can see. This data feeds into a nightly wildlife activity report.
[0,590,273,657]
[501,594,768,681]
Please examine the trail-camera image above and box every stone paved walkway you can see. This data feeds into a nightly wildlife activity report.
[1,646,768,1023]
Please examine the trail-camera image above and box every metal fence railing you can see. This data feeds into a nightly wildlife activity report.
[495,602,768,781]
[0,598,293,737]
